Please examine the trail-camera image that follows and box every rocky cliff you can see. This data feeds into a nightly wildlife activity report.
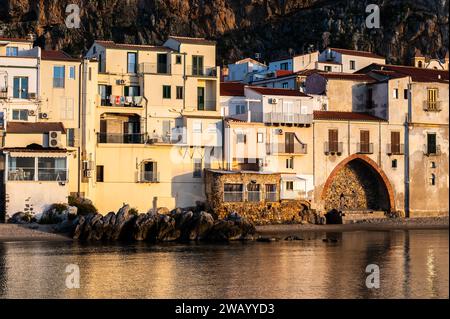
[0,0,448,64]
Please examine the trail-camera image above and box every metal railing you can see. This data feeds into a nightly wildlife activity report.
[38,169,68,181]
[186,65,217,77]
[423,101,442,112]
[197,100,217,111]
[97,132,145,144]
[8,168,67,181]
[324,141,343,154]
[139,171,160,183]
[53,78,65,88]
[265,192,278,202]
[263,113,313,125]
[247,191,261,202]
[100,95,143,107]
[267,143,307,155]
[8,168,34,181]
[424,144,441,156]
[224,192,244,202]
[356,143,374,154]
[138,63,171,75]
[387,143,405,155]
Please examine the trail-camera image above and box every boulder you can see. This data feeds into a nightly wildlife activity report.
[157,207,170,215]
[133,213,158,241]
[110,205,135,240]
[154,214,180,241]
[102,212,116,240]
[86,213,105,241]
[8,212,35,224]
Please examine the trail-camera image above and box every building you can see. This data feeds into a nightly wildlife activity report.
[412,49,449,71]
[318,48,385,73]
[225,58,267,82]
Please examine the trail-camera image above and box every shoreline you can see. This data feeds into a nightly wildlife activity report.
[0,216,448,243]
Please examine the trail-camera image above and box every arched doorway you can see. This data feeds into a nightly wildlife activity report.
[322,155,395,212]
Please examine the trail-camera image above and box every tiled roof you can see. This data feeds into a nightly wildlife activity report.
[220,82,246,96]
[0,37,33,43]
[168,36,216,46]
[7,122,66,134]
[317,72,376,82]
[248,86,310,97]
[95,40,171,52]
[328,48,385,60]
[41,50,80,62]
[313,111,386,122]
[276,70,293,77]
[357,64,449,83]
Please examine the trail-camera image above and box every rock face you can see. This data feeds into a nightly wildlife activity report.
[70,205,256,242]
[0,0,447,64]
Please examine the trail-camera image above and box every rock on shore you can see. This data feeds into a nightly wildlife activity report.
[72,205,256,242]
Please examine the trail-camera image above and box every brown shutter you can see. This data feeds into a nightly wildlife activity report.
[360,130,370,153]
[285,132,295,153]
[391,131,400,153]
[329,129,338,152]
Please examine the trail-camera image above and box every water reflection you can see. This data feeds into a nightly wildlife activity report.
[0,229,447,299]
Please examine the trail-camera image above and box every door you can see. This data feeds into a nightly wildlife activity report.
[100,120,107,143]
[283,101,293,123]
[360,130,370,153]
[13,77,28,98]
[427,133,437,154]
[157,54,168,74]
[285,132,295,153]
[197,87,205,110]
[193,56,204,75]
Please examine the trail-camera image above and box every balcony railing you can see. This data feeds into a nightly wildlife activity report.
[8,168,67,181]
[38,169,68,181]
[186,66,217,77]
[139,171,160,183]
[97,133,145,144]
[197,100,217,111]
[101,95,143,107]
[138,63,171,75]
[7,168,34,181]
[324,142,343,155]
[424,144,441,156]
[224,191,244,202]
[247,191,261,202]
[356,143,374,154]
[423,101,442,112]
[267,143,307,155]
[387,143,404,155]
[263,113,313,125]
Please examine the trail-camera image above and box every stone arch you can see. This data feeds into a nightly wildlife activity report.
[321,154,395,212]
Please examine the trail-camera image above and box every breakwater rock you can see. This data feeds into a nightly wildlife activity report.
[72,205,256,242]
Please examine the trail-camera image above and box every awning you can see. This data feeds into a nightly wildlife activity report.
[6,150,68,158]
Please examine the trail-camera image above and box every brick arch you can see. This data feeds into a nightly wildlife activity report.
[321,154,395,211]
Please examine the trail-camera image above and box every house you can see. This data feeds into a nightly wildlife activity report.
[412,49,449,71]
[318,48,385,73]
[225,58,267,82]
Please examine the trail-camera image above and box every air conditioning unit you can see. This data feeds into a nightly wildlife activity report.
[84,170,92,178]
[269,98,279,104]
[28,109,36,116]
[275,128,283,135]
[82,160,94,171]
[39,112,49,119]
[48,131,61,148]
[28,92,37,99]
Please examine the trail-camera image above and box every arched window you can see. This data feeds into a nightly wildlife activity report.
[430,173,436,186]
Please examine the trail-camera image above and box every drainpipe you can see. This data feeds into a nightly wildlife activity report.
[378,121,381,166]
[347,120,350,156]
[77,61,82,195]
[404,81,412,218]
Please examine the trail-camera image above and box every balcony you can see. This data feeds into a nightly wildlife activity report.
[387,143,404,155]
[197,100,217,111]
[97,133,145,144]
[423,101,442,112]
[138,171,160,183]
[138,63,171,75]
[263,113,313,126]
[424,144,441,156]
[267,143,307,155]
[186,66,218,77]
[356,143,374,154]
[100,95,143,108]
[324,142,343,155]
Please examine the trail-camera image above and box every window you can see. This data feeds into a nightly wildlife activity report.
[418,61,423,68]
[324,66,332,72]
[393,88,399,99]
[390,131,401,154]
[193,159,202,178]
[176,86,183,99]
[163,85,171,99]
[285,132,295,153]
[141,161,157,182]
[96,166,104,182]
[426,88,439,111]
[127,52,137,73]
[6,47,18,56]
[53,66,65,88]
[124,86,140,97]
[12,109,28,121]
[349,60,356,70]
[197,87,205,110]
[257,132,264,143]
[282,82,289,88]
[265,184,278,202]
[99,85,112,106]
[280,62,289,70]
[67,128,75,147]
[247,183,261,202]
[236,104,246,114]
[430,161,436,168]
[93,46,96,54]
[192,55,204,75]
[176,55,182,64]
[157,53,168,74]
[359,130,371,153]
[8,157,35,181]
[367,88,373,108]
[38,158,67,181]
[0,112,4,129]
[404,89,408,100]
[392,159,397,168]
[427,133,437,155]
[286,181,294,191]
[286,157,294,169]
[13,76,28,98]
[60,97,74,120]
[98,53,104,73]
[224,183,243,202]
[430,174,436,186]
[88,67,92,81]
[193,121,202,133]
[69,66,76,80]
[236,133,246,144]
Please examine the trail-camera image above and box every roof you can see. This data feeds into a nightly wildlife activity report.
[270,51,320,63]
[276,70,293,77]
[6,122,66,134]
[248,86,310,97]
[233,58,266,67]
[41,50,80,62]
[357,64,449,83]
[220,82,246,96]
[316,72,376,82]
[313,111,386,122]
[95,40,172,52]
[327,48,385,60]
[168,36,216,46]
[0,37,33,43]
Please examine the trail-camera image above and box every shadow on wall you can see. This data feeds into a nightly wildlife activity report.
[171,171,206,209]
